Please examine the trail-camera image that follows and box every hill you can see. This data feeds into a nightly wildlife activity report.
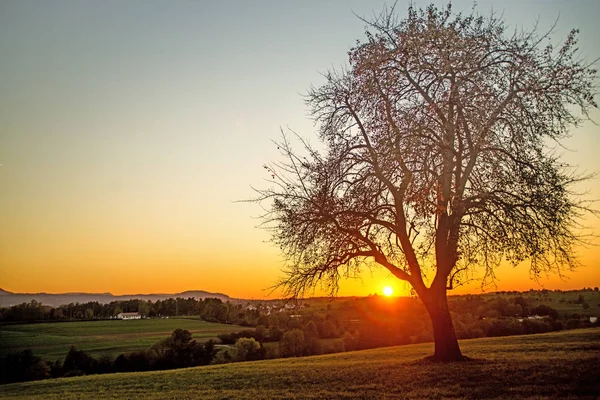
[1,328,598,399]
[0,289,231,307]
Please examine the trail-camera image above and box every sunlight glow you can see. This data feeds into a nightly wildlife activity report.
[383,286,393,296]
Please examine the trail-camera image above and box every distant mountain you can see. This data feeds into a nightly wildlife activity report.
[0,289,232,308]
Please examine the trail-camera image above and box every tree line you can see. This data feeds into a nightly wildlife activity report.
[0,297,258,326]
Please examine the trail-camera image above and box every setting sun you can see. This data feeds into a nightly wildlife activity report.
[383,286,393,296]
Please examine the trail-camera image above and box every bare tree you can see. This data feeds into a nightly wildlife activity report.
[254,3,597,361]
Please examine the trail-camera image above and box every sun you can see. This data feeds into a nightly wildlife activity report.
[383,286,393,297]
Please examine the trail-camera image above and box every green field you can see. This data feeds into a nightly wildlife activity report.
[478,289,600,316]
[0,318,246,361]
[1,328,598,399]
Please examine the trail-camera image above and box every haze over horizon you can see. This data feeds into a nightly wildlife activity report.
[1,0,599,299]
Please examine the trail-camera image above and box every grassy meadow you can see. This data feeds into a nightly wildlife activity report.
[477,289,600,316]
[0,318,245,361]
[1,328,598,399]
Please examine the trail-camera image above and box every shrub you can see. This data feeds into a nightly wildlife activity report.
[342,330,359,351]
[487,319,525,337]
[0,350,50,384]
[521,319,552,334]
[531,304,559,319]
[320,339,345,354]
[566,319,582,329]
[211,349,233,365]
[415,330,433,343]
[63,346,96,375]
[234,338,264,362]
[218,330,259,344]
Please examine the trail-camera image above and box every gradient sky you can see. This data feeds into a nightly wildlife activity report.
[1,0,599,299]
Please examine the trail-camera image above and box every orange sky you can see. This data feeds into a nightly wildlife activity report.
[1,1,599,299]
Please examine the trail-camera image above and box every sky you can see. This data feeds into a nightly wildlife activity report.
[1,0,599,299]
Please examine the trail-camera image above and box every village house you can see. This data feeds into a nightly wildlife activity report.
[117,312,141,320]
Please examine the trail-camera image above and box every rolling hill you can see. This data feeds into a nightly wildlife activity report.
[0,289,231,307]
[1,328,598,399]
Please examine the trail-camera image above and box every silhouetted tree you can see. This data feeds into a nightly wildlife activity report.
[255,3,597,361]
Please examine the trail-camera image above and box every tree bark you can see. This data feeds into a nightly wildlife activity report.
[422,289,463,362]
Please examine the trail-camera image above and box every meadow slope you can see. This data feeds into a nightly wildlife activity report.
[1,328,598,399]
[0,318,246,360]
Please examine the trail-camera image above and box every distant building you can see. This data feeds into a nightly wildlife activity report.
[117,312,141,320]
[590,317,598,324]
[528,315,544,320]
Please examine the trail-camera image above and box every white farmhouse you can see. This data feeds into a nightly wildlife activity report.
[117,312,141,320]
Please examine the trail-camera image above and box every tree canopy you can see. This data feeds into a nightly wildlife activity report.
[255,3,597,360]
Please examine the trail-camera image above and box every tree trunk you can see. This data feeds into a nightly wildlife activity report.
[422,289,463,362]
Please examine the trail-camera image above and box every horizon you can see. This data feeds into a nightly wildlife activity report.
[1,283,597,300]
[1,0,599,299]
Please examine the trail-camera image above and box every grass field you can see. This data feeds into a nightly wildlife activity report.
[480,290,600,316]
[0,318,246,361]
[1,328,598,399]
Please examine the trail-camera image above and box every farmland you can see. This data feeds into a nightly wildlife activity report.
[0,328,598,399]
[0,318,246,361]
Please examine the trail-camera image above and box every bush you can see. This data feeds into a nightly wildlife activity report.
[521,319,552,334]
[234,338,264,362]
[320,320,338,338]
[211,349,233,365]
[530,305,558,319]
[0,350,50,384]
[566,319,582,329]
[342,330,359,351]
[264,345,280,359]
[218,330,259,344]
[320,339,345,354]
[267,326,284,342]
[63,346,96,375]
[414,330,433,343]
[550,320,564,331]
[487,319,524,337]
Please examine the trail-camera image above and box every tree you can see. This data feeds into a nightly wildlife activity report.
[138,301,150,317]
[1,350,50,384]
[234,337,263,362]
[112,306,123,317]
[303,320,321,355]
[63,346,96,375]
[279,329,305,357]
[255,3,597,361]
